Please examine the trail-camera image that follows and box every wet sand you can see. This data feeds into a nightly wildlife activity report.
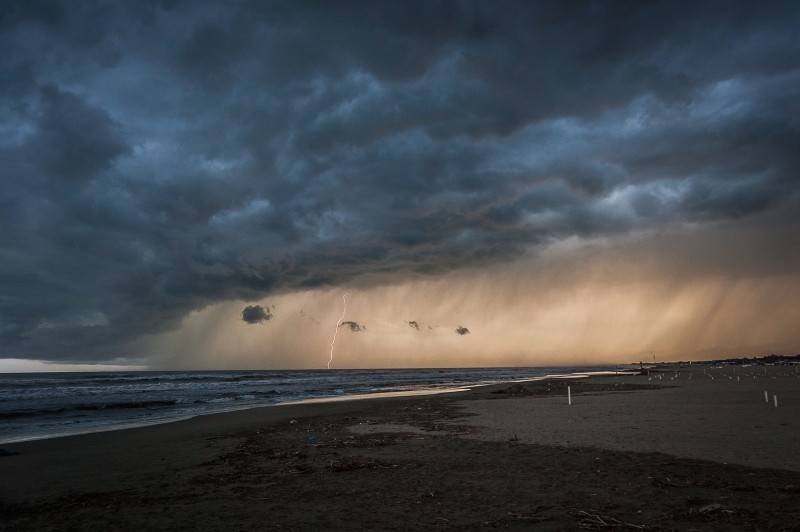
[1,366,799,530]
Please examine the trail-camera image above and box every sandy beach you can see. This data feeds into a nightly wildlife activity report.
[2,366,799,530]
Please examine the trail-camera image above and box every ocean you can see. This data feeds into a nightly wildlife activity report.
[0,366,616,444]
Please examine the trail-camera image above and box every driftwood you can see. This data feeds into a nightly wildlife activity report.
[571,510,651,530]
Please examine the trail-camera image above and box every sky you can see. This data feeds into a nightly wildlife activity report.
[1,1,799,371]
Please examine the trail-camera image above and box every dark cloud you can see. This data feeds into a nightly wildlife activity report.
[340,321,364,332]
[241,305,272,324]
[29,84,130,181]
[455,326,470,336]
[0,0,798,362]
[408,320,434,331]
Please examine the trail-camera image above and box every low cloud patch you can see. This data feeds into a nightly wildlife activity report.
[241,305,272,324]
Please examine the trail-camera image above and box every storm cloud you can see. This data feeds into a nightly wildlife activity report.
[340,321,364,333]
[1,1,798,364]
[241,305,272,324]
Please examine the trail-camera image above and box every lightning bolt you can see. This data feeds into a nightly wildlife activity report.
[327,290,351,369]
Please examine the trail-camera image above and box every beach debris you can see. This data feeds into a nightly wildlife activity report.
[695,503,722,514]
[323,433,399,448]
[491,512,554,524]
[411,421,482,434]
[683,503,758,525]
[506,512,554,523]
[650,477,688,488]
[568,385,572,405]
[571,510,649,529]
[328,458,392,472]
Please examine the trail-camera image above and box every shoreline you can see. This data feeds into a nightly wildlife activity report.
[2,366,799,529]
[0,368,619,446]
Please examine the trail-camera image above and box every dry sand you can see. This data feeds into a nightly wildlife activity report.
[462,368,800,472]
[1,366,799,530]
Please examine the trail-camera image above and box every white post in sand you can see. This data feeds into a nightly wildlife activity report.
[774,395,778,408]
[764,390,769,403]
[568,386,572,406]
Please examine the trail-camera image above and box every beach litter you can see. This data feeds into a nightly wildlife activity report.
[693,503,722,514]
[571,510,650,530]
[328,458,393,472]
